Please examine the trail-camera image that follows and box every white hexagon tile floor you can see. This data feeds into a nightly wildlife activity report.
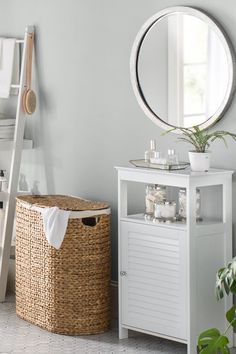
[0,296,235,354]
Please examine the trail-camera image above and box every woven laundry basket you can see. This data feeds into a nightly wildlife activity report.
[15,195,111,335]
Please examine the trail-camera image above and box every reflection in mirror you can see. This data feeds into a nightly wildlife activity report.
[137,12,231,128]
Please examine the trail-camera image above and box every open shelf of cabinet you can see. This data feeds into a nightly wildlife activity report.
[121,213,225,230]
[115,166,233,354]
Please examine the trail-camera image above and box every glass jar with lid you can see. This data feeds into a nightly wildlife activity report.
[178,188,201,221]
[196,189,201,221]
[145,184,166,220]
[178,188,187,220]
[154,200,176,223]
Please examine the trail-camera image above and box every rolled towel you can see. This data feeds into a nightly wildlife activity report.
[0,38,3,69]
[0,38,16,98]
[11,42,20,95]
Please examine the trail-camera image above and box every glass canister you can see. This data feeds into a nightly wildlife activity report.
[178,188,201,221]
[166,149,179,165]
[153,201,164,219]
[162,201,177,220]
[154,201,176,223]
[145,184,166,220]
[154,185,166,202]
[178,188,187,220]
[196,188,201,221]
[145,185,155,219]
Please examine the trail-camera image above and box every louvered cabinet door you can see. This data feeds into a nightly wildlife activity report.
[120,221,187,340]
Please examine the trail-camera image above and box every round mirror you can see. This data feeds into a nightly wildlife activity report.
[130,7,235,131]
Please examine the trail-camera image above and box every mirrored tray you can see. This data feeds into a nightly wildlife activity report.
[129,159,190,170]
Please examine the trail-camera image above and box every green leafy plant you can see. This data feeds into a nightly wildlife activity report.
[163,126,236,153]
[198,257,236,353]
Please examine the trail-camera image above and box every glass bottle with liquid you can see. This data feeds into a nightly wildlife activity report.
[145,140,156,163]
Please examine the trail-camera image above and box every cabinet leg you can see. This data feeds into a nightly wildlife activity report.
[119,326,128,339]
[187,340,197,354]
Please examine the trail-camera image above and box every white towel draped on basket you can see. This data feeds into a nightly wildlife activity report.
[18,203,70,249]
[41,207,70,250]
[19,202,111,249]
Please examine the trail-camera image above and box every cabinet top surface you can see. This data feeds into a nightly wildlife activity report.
[115,166,234,178]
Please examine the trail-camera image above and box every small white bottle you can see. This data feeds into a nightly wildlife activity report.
[0,170,7,192]
[145,139,156,162]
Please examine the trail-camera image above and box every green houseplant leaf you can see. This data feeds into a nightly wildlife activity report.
[162,126,236,153]
[215,257,236,300]
[198,258,236,353]
[198,328,230,354]
[226,305,236,331]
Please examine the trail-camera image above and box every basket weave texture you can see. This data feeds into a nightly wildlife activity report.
[15,195,111,335]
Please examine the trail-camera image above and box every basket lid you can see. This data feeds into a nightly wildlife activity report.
[16,195,109,211]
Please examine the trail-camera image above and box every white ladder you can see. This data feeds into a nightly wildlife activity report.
[0,26,35,301]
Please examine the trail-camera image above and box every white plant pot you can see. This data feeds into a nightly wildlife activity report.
[188,151,211,172]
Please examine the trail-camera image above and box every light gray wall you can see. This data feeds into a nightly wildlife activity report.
[0,0,236,280]
[138,18,168,118]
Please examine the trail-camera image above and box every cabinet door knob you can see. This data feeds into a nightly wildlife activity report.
[120,271,127,277]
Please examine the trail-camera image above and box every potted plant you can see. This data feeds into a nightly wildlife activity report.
[164,126,236,172]
[198,257,236,353]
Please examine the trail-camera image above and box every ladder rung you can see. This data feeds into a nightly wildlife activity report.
[0,191,30,203]
[0,139,33,150]
[0,245,15,257]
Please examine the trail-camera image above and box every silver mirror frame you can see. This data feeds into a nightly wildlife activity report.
[130,6,235,133]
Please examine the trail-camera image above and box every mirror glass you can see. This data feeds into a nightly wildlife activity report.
[133,9,234,130]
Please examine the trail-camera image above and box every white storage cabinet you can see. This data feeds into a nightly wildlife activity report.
[116,166,233,354]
